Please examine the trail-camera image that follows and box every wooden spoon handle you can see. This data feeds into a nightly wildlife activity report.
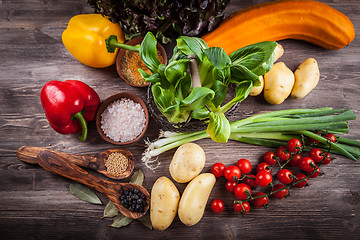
[17,146,91,167]
[37,150,113,194]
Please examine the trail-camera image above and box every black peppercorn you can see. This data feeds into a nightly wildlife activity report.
[120,187,147,213]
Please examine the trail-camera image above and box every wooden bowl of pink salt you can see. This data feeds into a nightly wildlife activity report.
[96,92,149,145]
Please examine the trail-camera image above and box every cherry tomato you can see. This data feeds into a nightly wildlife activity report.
[310,168,321,178]
[243,175,257,189]
[277,169,293,185]
[234,183,252,200]
[211,199,224,213]
[225,180,237,193]
[322,152,332,165]
[272,184,288,199]
[256,171,273,187]
[294,173,308,188]
[276,146,290,161]
[224,165,241,182]
[263,151,277,165]
[234,201,250,214]
[308,148,324,163]
[287,138,302,154]
[211,162,226,178]
[256,162,272,173]
[289,153,302,167]
[325,133,336,143]
[252,192,269,208]
[236,159,252,175]
[298,157,316,172]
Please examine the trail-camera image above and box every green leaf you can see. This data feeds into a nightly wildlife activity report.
[220,81,253,114]
[69,183,102,205]
[234,81,253,102]
[137,211,152,230]
[163,102,191,124]
[102,201,119,218]
[198,57,215,88]
[174,74,192,100]
[210,80,227,108]
[139,32,161,73]
[204,47,231,69]
[177,36,208,61]
[151,83,175,112]
[212,66,231,85]
[230,64,259,81]
[169,46,188,63]
[138,70,162,84]
[164,59,189,86]
[230,41,277,76]
[111,213,133,228]
[206,111,231,143]
[129,170,144,186]
[180,87,215,111]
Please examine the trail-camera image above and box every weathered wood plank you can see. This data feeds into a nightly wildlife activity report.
[0,0,359,239]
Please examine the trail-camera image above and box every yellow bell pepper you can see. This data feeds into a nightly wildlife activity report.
[62,14,125,68]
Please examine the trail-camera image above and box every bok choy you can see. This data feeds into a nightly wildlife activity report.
[139,32,277,143]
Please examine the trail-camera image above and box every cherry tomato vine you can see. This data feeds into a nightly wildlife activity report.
[210,136,337,215]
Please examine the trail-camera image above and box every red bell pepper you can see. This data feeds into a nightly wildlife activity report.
[40,80,100,141]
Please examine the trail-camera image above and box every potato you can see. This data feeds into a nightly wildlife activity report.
[178,173,216,226]
[150,176,180,231]
[249,75,264,96]
[291,58,320,99]
[274,44,284,62]
[264,62,295,105]
[169,143,206,183]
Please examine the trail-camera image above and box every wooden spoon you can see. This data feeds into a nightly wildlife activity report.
[37,150,150,219]
[17,146,134,180]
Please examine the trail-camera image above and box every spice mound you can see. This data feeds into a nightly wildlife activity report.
[100,98,146,142]
[120,188,147,212]
[105,152,129,176]
[120,50,164,86]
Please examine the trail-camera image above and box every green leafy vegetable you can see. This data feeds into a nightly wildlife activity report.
[139,32,277,143]
[69,183,102,205]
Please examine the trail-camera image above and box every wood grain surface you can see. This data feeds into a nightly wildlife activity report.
[0,0,359,239]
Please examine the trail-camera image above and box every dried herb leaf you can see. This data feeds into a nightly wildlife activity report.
[69,183,102,205]
[137,211,152,230]
[111,213,133,228]
[130,170,144,186]
[103,201,119,218]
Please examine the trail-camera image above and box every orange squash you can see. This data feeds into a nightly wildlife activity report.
[202,0,355,54]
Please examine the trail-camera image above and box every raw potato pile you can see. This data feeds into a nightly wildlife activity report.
[250,44,320,105]
[150,143,215,230]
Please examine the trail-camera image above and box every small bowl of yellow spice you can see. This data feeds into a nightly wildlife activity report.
[116,37,167,87]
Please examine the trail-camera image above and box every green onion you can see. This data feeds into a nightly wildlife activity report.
[142,108,359,170]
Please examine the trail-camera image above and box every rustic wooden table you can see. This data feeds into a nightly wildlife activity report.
[1,0,359,239]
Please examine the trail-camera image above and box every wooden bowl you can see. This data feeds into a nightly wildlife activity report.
[116,37,167,87]
[96,92,149,145]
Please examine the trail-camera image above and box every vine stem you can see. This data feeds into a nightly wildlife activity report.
[234,148,331,205]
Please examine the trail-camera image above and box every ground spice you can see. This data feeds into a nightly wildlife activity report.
[105,152,129,176]
[120,50,164,86]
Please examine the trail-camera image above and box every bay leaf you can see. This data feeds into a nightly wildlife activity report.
[69,183,102,205]
[130,170,144,186]
[103,201,119,218]
[137,211,152,230]
[111,213,133,228]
